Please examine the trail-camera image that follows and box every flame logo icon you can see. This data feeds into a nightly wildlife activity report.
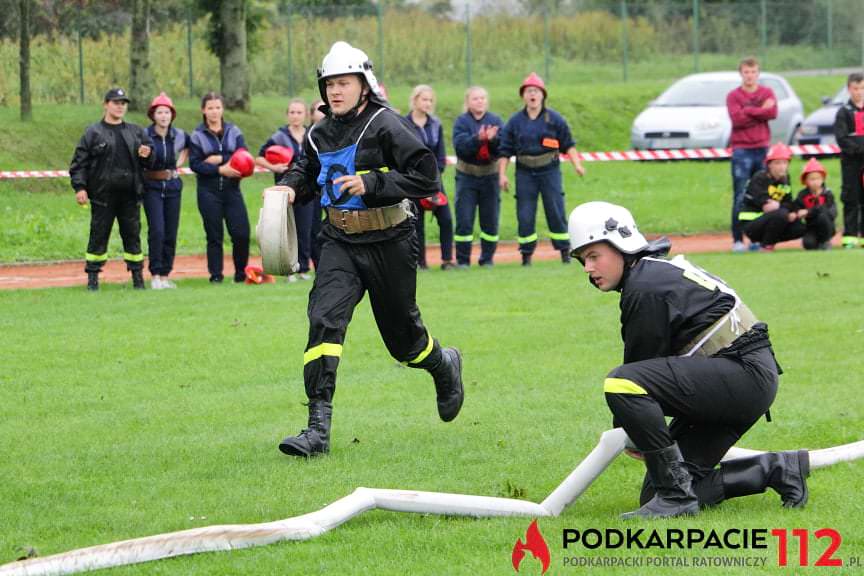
[511,519,550,574]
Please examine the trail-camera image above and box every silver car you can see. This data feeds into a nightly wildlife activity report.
[796,86,848,146]
[630,72,804,150]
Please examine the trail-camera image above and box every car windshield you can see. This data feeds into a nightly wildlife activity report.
[831,86,849,104]
[655,79,742,107]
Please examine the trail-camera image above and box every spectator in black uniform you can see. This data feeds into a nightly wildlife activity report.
[271,42,464,458]
[568,201,809,519]
[795,157,837,250]
[740,143,805,251]
[833,72,864,249]
[70,87,153,291]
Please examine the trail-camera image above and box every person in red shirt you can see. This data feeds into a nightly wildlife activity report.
[726,57,778,252]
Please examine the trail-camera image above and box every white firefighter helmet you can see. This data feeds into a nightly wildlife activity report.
[568,201,649,255]
[317,41,383,104]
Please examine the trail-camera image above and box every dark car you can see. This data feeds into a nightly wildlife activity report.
[796,86,848,146]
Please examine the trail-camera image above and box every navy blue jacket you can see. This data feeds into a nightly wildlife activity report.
[189,122,247,194]
[499,107,576,167]
[404,113,446,173]
[145,125,188,195]
[259,126,305,184]
[452,111,503,166]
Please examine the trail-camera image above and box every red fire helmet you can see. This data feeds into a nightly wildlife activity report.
[229,148,256,178]
[264,145,294,166]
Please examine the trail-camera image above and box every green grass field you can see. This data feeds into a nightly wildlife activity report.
[1,251,862,575]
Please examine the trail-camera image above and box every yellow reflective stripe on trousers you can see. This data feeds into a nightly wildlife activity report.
[479,231,499,242]
[518,233,538,244]
[85,252,108,262]
[738,211,761,221]
[356,167,390,175]
[124,252,144,262]
[603,378,648,395]
[549,231,570,241]
[304,343,343,365]
[454,234,474,242]
[842,235,858,246]
[405,331,434,365]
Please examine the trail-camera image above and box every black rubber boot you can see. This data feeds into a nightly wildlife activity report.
[430,347,464,422]
[131,269,145,290]
[278,400,332,458]
[721,450,809,508]
[621,443,700,519]
[521,253,532,267]
[87,272,99,291]
[560,249,571,264]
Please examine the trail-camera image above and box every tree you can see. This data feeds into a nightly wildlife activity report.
[129,0,152,112]
[18,0,31,120]
[197,0,250,111]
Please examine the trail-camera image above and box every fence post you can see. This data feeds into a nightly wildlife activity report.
[465,2,472,86]
[826,0,833,73]
[376,2,384,80]
[186,7,194,98]
[692,0,700,73]
[759,0,767,67]
[543,0,550,82]
[78,26,85,104]
[620,0,629,82]
[286,5,294,96]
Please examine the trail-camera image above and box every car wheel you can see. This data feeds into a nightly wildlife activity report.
[788,124,800,145]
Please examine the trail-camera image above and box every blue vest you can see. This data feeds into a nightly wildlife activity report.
[309,108,385,210]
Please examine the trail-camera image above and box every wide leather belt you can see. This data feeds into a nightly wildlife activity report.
[681,301,759,358]
[144,169,178,181]
[516,151,558,169]
[326,202,409,234]
[455,159,497,177]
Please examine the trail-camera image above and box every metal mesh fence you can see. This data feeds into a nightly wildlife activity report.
[1,0,862,105]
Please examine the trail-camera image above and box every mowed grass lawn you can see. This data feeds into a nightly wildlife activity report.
[1,250,862,575]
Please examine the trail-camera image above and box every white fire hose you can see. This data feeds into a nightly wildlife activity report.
[256,188,299,276]
[2,429,862,576]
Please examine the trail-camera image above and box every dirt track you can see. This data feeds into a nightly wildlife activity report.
[0,233,837,290]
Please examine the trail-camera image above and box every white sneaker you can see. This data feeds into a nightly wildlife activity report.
[299,272,312,280]
[161,278,177,289]
[286,274,298,283]
[732,241,746,253]
[151,276,165,290]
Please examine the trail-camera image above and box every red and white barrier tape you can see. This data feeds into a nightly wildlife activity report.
[0,145,841,180]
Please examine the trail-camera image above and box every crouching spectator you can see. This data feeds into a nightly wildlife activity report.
[740,143,805,251]
[795,158,837,250]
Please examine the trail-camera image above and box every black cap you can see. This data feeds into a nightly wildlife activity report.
[104,88,130,103]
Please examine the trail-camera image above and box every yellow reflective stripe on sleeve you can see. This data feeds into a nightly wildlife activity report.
[303,343,343,365]
[518,233,538,244]
[405,331,434,365]
[603,378,648,395]
[454,234,474,242]
[479,231,499,242]
[85,252,108,262]
[123,252,145,262]
[738,211,761,221]
[549,231,570,240]
[356,167,390,175]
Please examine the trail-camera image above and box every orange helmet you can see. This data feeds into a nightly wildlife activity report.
[519,72,547,99]
[799,157,827,184]
[229,148,256,178]
[765,142,792,163]
[147,92,176,122]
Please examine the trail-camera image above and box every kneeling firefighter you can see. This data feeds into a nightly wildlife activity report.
[568,201,809,518]
[273,42,464,457]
